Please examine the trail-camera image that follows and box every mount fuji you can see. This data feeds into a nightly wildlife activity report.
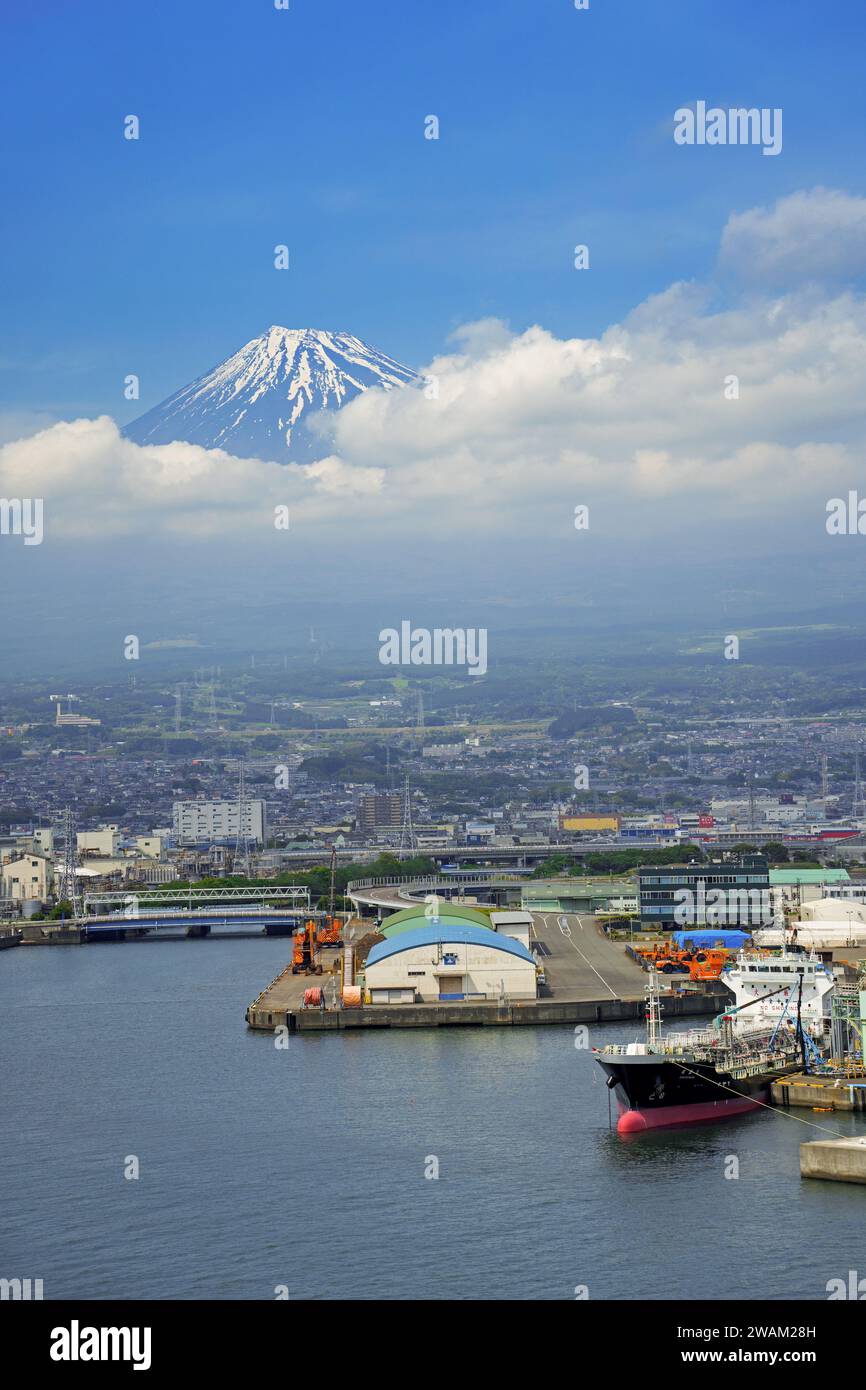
[123,326,418,463]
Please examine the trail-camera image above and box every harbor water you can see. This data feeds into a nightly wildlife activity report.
[1,938,864,1301]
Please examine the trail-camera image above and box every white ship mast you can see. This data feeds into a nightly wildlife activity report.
[645,967,663,1048]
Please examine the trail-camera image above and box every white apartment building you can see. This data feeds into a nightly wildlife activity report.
[173,800,267,846]
[78,827,121,856]
[135,834,166,859]
[2,852,52,902]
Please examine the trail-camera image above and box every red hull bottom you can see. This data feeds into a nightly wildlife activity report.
[617,1094,763,1134]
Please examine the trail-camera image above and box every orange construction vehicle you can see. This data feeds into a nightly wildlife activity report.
[316,844,343,948]
[291,920,322,975]
[317,915,342,948]
[635,944,732,980]
[679,948,730,981]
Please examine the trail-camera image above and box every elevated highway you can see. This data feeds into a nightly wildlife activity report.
[347,872,527,914]
[269,839,668,868]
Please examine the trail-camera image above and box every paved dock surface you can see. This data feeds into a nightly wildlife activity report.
[530,911,646,1001]
[246,957,342,1026]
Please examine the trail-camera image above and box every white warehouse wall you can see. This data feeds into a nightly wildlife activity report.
[365,940,537,1002]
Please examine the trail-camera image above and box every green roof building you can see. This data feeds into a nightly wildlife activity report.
[769,868,850,886]
[379,902,493,937]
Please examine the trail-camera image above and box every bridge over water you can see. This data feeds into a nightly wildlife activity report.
[79,885,315,940]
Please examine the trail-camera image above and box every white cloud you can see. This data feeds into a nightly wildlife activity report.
[0,416,383,539]
[4,188,866,545]
[326,273,866,530]
[719,187,866,283]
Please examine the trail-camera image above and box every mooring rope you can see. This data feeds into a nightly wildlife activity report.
[664,1056,864,1141]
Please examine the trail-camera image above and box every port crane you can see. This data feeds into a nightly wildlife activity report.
[316,845,343,948]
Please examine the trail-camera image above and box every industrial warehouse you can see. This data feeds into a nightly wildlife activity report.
[364,907,537,1003]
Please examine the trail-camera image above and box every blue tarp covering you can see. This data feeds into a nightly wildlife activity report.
[671,929,751,948]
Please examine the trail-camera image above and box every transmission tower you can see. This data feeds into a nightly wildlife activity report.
[174,684,183,734]
[853,751,866,819]
[233,760,252,877]
[57,806,82,917]
[399,773,417,854]
[416,690,425,745]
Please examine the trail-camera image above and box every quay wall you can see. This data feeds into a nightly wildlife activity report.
[773,1075,866,1112]
[246,992,719,1033]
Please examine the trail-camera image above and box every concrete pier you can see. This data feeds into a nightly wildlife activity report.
[246,909,725,1033]
[800,1137,866,1184]
[246,989,719,1032]
[19,922,82,945]
[772,1074,866,1112]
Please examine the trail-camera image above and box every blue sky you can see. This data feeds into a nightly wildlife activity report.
[1,0,865,421]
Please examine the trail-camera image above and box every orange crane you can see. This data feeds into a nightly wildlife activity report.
[317,844,343,948]
[291,920,322,975]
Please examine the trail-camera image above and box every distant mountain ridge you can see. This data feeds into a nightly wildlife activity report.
[124,325,417,462]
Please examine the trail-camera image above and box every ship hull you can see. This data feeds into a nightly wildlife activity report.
[597,1054,794,1134]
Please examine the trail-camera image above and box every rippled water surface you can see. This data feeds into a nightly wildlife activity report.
[1,939,864,1300]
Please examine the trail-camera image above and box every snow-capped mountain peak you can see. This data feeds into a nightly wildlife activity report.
[124,326,417,462]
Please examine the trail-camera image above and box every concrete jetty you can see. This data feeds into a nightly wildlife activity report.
[801,1137,866,1184]
[246,983,719,1032]
[246,908,731,1033]
[772,1074,866,1112]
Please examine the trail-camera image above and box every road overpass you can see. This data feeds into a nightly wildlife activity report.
[270,839,671,869]
[347,872,528,914]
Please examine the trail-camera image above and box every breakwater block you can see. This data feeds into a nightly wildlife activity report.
[800,1137,866,1185]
